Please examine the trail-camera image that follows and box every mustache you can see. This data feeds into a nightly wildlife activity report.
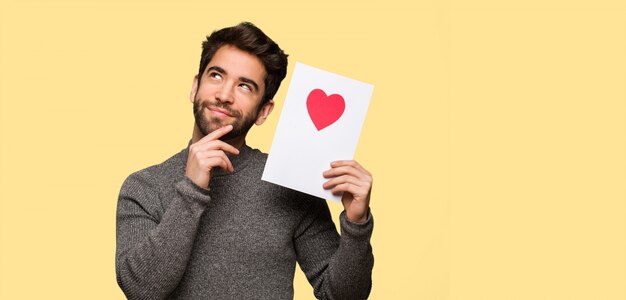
[199,101,241,118]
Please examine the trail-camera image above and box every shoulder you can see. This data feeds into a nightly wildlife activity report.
[117,148,187,220]
[119,148,186,199]
[234,145,269,179]
[245,146,268,167]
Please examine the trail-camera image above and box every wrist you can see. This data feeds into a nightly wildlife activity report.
[346,212,367,224]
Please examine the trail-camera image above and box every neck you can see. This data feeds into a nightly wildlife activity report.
[191,123,245,149]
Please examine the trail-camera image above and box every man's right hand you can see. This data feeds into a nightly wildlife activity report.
[185,125,240,189]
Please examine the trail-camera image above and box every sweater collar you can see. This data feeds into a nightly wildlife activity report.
[179,139,254,177]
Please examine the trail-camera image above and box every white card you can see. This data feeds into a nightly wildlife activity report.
[262,62,374,202]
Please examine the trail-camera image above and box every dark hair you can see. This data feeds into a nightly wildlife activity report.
[198,22,288,105]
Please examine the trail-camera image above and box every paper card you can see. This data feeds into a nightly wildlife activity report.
[262,62,374,202]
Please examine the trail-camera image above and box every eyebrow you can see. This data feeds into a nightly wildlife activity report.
[206,66,260,92]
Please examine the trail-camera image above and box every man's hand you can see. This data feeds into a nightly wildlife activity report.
[322,160,372,223]
[185,125,240,189]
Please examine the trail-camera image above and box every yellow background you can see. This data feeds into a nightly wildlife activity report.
[1,0,624,299]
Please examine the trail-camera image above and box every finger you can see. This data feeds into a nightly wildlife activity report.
[198,124,234,143]
[192,139,240,156]
[323,166,369,181]
[331,182,363,197]
[330,160,371,176]
[203,155,234,173]
[200,150,234,172]
[323,175,366,190]
[203,157,230,173]
[203,140,240,155]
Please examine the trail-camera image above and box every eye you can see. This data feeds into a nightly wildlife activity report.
[209,72,222,80]
[239,83,252,92]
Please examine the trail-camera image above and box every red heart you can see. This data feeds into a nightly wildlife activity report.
[306,89,345,131]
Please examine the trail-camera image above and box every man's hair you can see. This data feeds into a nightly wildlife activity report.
[198,22,289,106]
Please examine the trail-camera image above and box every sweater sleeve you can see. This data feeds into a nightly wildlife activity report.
[294,199,374,300]
[115,173,212,300]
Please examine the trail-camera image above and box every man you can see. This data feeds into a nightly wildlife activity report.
[115,22,374,299]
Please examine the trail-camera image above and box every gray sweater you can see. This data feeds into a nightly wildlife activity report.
[115,142,374,299]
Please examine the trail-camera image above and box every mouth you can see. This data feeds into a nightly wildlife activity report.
[207,106,234,117]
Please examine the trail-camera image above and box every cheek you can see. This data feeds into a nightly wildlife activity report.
[244,102,263,118]
[195,86,210,100]
[196,80,218,98]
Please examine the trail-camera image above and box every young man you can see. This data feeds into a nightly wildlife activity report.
[115,22,374,299]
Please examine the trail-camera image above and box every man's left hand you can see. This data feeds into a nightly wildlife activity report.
[322,160,373,223]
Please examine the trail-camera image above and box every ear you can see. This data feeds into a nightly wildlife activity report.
[189,75,199,103]
[255,100,275,125]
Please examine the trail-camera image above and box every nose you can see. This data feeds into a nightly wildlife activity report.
[215,82,234,104]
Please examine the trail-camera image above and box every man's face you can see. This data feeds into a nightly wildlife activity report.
[192,45,268,142]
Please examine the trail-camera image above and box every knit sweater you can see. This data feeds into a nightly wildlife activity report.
[115,142,374,299]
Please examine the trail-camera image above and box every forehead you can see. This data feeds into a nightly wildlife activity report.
[205,45,266,86]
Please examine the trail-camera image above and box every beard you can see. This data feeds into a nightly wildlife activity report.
[193,97,258,142]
